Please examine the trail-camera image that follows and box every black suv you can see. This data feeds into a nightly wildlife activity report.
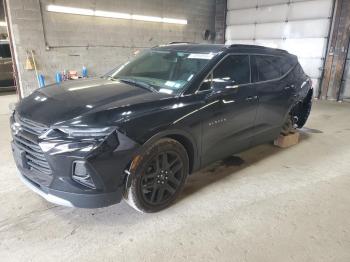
[11,44,313,212]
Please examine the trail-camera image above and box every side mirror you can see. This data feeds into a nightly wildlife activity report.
[199,80,212,92]
[212,80,239,92]
[205,89,224,101]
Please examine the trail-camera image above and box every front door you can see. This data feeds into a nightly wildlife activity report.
[199,54,258,166]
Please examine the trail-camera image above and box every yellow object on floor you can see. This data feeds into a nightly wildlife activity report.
[274,132,300,148]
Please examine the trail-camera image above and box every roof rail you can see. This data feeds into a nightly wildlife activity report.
[168,41,198,45]
[229,44,288,54]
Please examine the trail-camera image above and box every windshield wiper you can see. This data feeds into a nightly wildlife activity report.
[119,78,158,93]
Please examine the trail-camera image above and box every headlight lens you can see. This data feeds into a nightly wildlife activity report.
[57,126,116,138]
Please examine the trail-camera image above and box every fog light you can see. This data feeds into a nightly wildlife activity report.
[72,161,96,189]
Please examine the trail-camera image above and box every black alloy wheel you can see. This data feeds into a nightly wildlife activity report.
[124,138,189,213]
[140,151,184,205]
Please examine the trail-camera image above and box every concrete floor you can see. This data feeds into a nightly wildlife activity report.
[0,92,350,262]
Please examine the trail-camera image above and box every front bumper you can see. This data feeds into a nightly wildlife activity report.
[10,118,140,208]
[17,171,122,208]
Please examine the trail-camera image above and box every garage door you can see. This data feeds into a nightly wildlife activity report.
[225,0,334,96]
[341,40,350,100]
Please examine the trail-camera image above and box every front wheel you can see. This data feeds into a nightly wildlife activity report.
[124,138,189,213]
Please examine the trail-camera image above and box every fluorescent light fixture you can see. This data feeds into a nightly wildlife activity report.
[46,5,187,25]
[0,21,7,27]
[94,10,131,20]
[162,18,187,25]
[131,14,162,23]
[47,5,94,16]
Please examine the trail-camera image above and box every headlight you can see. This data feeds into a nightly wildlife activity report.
[56,126,116,138]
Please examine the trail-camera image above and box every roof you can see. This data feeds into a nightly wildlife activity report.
[228,44,290,56]
[153,43,227,53]
[153,43,291,56]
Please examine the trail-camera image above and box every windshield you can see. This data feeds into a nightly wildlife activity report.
[107,50,217,94]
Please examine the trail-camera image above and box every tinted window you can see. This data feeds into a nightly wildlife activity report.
[280,56,295,75]
[254,55,295,82]
[255,55,282,81]
[130,53,172,74]
[110,50,215,94]
[213,55,250,86]
[293,63,305,76]
[0,44,11,58]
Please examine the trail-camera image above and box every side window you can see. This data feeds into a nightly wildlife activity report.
[294,63,305,76]
[255,55,283,81]
[280,56,295,75]
[213,55,250,86]
[0,44,11,58]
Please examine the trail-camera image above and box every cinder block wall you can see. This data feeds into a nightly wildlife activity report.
[6,0,224,97]
[0,27,7,35]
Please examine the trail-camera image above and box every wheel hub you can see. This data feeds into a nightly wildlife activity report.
[140,151,184,205]
[156,169,169,184]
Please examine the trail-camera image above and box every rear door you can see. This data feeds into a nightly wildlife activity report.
[251,55,295,144]
[199,54,258,165]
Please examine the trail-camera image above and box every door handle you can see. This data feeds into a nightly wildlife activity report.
[245,96,258,102]
[225,85,239,90]
[284,84,294,90]
[222,99,235,104]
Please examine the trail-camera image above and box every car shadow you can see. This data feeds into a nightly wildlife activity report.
[178,129,314,202]
[49,128,317,226]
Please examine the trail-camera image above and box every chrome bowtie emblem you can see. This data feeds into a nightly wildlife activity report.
[11,122,22,135]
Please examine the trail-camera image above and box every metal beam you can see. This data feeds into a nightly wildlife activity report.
[3,0,21,99]
[320,0,350,100]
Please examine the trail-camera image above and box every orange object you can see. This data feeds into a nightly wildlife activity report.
[68,70,78,80]
[274,132,300,148]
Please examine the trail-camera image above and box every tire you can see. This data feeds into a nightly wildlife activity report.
[124,138,189,213]
[281,90,313,135]
[280,114,296,136]
[295,91,313,128]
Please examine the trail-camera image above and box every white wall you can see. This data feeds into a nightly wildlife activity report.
[226,0,334,95]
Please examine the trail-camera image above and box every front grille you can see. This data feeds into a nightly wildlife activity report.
[12,114,52,174]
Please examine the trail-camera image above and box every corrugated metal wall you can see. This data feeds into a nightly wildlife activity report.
[225,0,334,95]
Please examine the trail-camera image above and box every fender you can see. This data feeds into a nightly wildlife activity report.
[127,128,200,173]
[144,129,199,170]
[123,128,200,192]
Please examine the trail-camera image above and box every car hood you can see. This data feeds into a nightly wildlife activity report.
[16,78,173,126]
